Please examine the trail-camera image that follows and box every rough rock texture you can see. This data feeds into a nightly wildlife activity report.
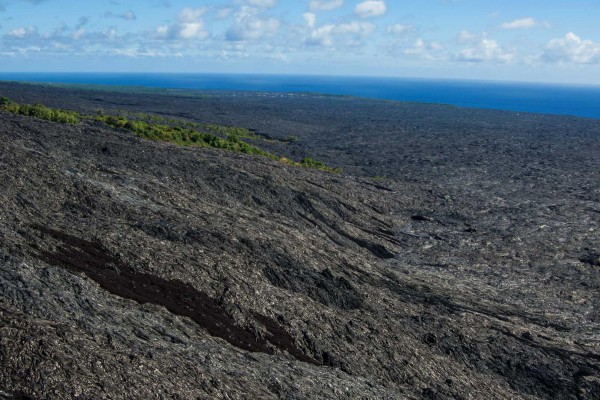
[1,82,599,399]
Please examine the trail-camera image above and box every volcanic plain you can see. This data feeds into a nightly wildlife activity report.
[0,81,599,399]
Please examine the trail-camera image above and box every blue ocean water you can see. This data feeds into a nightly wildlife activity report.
[1,72,599,119]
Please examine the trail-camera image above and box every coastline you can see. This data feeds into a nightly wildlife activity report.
[1,73,600,119]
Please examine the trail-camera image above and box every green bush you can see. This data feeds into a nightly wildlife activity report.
[0,99,79,124]
[0,97,340,172]
[300,157,325,168]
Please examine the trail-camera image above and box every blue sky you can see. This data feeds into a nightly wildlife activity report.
[1,0,599,84]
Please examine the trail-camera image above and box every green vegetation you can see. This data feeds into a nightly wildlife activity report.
[120,111,273,142]
[0,98,79,124]
[95,114,278,159]
[298,157,342,173]
[204,124,267,141]
[0,96,341,173]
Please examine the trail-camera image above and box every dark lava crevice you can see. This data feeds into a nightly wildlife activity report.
[381,272,573,332]
[263,265,363,311]
[0,389,35,400]
[32,225,319,365]
[579,252,600,267]
[295,193,395,259]
[383,273,600,398]
[239,238,364,310]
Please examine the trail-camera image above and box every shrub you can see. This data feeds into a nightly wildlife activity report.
[300,157,325,168]
[1,99,79,124]
[0,98,340,172]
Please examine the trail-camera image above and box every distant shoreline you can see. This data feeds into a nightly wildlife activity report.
[1,73,600,119]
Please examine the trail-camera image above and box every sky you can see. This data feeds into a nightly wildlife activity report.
[1,0,600,84]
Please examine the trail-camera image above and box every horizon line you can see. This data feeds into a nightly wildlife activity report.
[0,71,599,89]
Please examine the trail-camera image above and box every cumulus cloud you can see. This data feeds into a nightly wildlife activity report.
[542,32,600,64]
[355,0,386,18]
[104,28,118,40]
[404,38,444,60]
[306,21,375,47]
[455,37,515,63]
[303,12,317,29]
[121,10,137,21]
[306,24,335,46]
[156,7,208,40]
[217,8,234,19]
[8,26,38,38]
[105,10,137,21]
[387,24,413,35]
[336,21,375,35]
[456,30,477,43]
[112,48,183,58]
[225,6,280,41]
[309,0,343,11]
[500,17,548,30]
[0,10,171,59]
[248,0,277,8]
[75,16,90,30]
[178,7,205,22]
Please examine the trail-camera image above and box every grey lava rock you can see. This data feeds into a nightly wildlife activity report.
[1,82,599,399]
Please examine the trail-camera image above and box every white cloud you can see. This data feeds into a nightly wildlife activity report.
[303,12,317,29]
[336,21,375,35]
[112,48,183,58]
[178,22,206,39]
[122,11,136,21]
[226,6,281,41]
[309,0,343,11]
[355,0,386,18]
[500,17,548,30]
[72,28,85,40]
[404,38,444,60]
[387,24,413,35]
[178,7,206,22]
[306,24,335,46]
[156,7,208,40]
[248,0,277,8]
[217,8,234,19]
[104,10,137,21]
[8,26,37,38]
[455,37,515,63]
[306,21,375,47]
[156,26,169,37]
[450,30,516,63]
[104,28,118,40]
[457,30,476,43]
[542,32,600,64]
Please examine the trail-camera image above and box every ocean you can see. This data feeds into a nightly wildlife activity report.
[0,72,599,119]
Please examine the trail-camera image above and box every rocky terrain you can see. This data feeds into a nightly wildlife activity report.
[0,82,599,399]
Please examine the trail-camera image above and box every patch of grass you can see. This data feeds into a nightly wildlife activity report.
[0,97,79,124]
[0,96,341,173]
[118,111,274,142]
[95,114,279,159]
